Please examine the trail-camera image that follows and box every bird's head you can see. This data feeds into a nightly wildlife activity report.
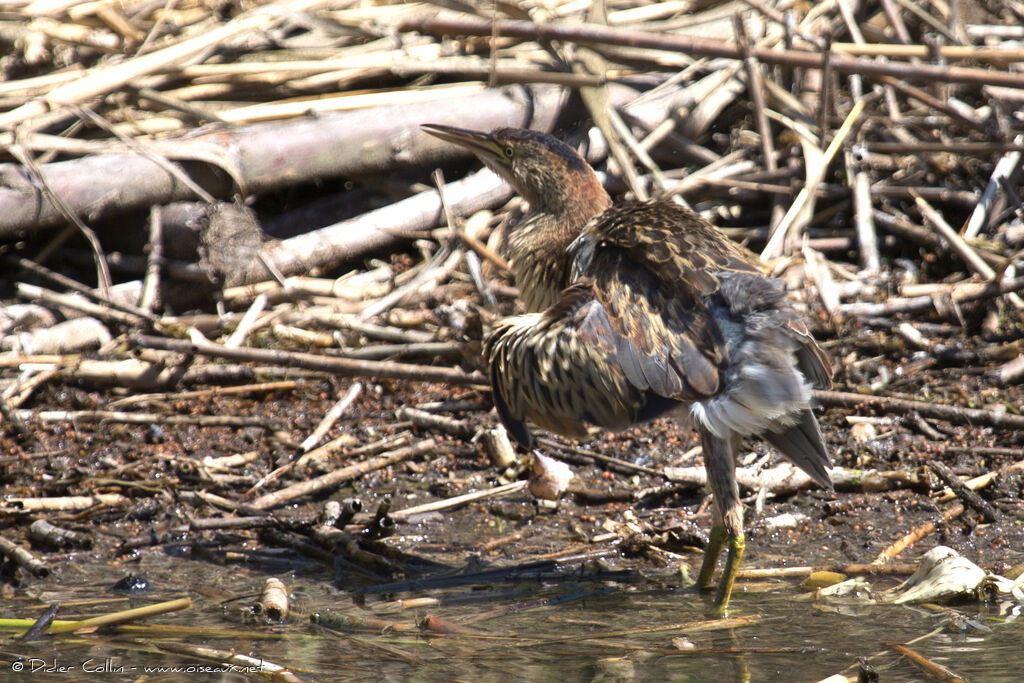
[422,124,608,216]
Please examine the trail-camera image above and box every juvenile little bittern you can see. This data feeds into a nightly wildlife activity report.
[423,124,832,611]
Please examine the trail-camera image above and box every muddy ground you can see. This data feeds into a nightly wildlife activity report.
[3,289,1023,598]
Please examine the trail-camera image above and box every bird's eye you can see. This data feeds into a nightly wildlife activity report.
[503,146,514,159]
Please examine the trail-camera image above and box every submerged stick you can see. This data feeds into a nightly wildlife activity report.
[737,562,917,579]
[155,641,300,680]
[0,597,195,635]
[888,641,966,683]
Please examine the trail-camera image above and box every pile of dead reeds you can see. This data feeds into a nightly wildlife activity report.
[1,0,1022,607]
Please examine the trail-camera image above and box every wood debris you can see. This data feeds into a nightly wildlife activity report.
[0,2,1022,669]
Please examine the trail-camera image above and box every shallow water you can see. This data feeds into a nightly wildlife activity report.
[2,550,1021,682]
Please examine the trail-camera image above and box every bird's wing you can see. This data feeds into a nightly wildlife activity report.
[486,282,650,446]
[576,201,763,399]
[487,201,759,446]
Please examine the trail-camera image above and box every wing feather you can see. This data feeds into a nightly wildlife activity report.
[488,199,831,463]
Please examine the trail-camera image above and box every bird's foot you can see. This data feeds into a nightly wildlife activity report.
[711,531,745,614]
[697,525,728,591]
[696,527,745,614]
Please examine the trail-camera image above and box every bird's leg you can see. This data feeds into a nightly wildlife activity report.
[696,427,744,612]
[696,523,726,591]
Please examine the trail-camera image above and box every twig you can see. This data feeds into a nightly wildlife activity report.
[867,140,1024,153]
[333,319,434,344]
[0,535,50,577]
[816,34,832,140]
[906,409,944,438]
[888,641,966,683]
[761,99,865,259]
[879,0,914,44]
[16,283,144,327]
[848,151,880,274]
[575,37,648,200]
[913,192,1024,309]
[107,380,301,409]
[838,273,1024,317]
[738,0,824,48]
[995,354,1024,385]
[733,15,782,230]
[395,406,475,438]
[9,138,112,289]
[390,480,528,521]
[537,436,664,477]
[129,333,487,386]
[964,134,1024,239]
[0,494,128,513]
[140,205,163,314]
[250,433,409,499]
[736,562,918,579]
[300,381,363,453]
[893,0,958,40]
[665,463,926,495]
[17,409,274,429]
[120,516,276,551]
[224,294,270,349]
[815,390,1024,430]
[357,250,464,321]
[14,257,158,323]
[927,461,998,523]
[247,439,436,510]
[873,503,964,563]
[72,104,220,202]
[399,16,1024,89]
[0,598,194,636]
[27,520,92,552]
[914,194,994,276]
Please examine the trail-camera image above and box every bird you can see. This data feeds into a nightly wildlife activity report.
[422,123,833,612]
[423,124,611,313]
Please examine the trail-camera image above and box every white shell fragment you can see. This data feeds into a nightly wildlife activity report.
[762,512,808,531]
[528,451,575,500]
[816,547,1024,607]
[882,546,986,604]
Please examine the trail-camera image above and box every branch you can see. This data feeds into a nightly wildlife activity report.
[400,15,1024,89]
[815,390,1024,430]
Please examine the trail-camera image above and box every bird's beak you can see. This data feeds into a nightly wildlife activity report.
[422,124,508,169]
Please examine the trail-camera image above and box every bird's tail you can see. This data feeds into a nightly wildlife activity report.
[763,408,832,489]
[697,270,832,488]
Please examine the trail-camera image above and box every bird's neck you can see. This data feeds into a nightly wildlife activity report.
[505,178,611,313]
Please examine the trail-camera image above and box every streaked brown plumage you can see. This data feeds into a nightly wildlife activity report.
[423,125,610,312]
[423,124,832,612]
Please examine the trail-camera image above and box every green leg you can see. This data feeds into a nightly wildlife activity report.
[697,427,745,613]
[712,531,745,613]
[697,525,728,590]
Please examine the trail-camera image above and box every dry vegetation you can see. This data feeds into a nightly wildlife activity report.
[0,0,1023,672]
